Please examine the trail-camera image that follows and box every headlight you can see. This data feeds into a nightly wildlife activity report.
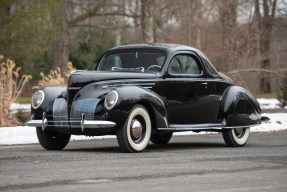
[31,90,45,109]
[104,91,118,110]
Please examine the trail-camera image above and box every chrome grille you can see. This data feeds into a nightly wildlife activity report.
[53,98,69,128]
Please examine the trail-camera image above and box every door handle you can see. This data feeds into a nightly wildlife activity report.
[201,82,208,85]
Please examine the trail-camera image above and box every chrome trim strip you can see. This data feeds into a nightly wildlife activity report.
[68,87,81,90]
[158,123,254,131]
[82,120,116,129]
[25,118,116,131]
[158,127,222,131]
[96,80,156,88]
[169,123,223,129]
[223,125,257,129]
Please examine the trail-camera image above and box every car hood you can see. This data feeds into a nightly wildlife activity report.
[68,70,157,88]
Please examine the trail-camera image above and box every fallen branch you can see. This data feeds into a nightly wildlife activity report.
[226,68,287,88]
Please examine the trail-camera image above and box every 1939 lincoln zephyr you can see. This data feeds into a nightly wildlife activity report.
[26,44,268,153]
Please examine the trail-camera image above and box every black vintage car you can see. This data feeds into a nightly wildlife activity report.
[26,44,268,153]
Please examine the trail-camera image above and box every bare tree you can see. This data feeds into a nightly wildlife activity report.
[254,0,277,93]
[219,0,238,72]
[53,0,69,69]
[141,0,154,43]
[114,0,125,46]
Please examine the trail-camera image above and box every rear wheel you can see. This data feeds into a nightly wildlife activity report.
[222,127,250,147]
[36,127,71,150]
[150,132,173,144]
[116,105,151,153]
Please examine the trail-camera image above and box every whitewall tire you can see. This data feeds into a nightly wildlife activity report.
[117,105,151,153]
[222,127,250,147]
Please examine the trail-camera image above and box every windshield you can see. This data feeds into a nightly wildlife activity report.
[97,50,166,73]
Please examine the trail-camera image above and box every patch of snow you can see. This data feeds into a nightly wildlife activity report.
[252,113,287,132]
[0,126,116,145]
[0,113,286,146]
[9,103,31,114]
[257,98,282,109]
[0,126,39,145]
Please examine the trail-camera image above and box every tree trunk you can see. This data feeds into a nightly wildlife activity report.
[141,0,154,43]
[53,0,69,70]
[254,0,277,93]
[219,0,237,72]
[195,0,202,49]
[114,0,125,46]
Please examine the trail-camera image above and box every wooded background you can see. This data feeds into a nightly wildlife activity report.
[0,0,286,95]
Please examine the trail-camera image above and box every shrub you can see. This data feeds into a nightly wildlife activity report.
[33,62,75,89]
[0,55,32,127]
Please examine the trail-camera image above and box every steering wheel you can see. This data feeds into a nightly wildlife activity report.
[147,65,161,72]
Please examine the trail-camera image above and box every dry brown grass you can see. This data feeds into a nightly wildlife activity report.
[33,62,75,89]
[0,55,32,127]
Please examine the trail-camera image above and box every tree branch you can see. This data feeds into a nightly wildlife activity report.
[68,1,106,28]
[226,68,287,75]
[226,68,287,87]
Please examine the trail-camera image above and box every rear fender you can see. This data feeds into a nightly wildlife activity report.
[220,86,261,127]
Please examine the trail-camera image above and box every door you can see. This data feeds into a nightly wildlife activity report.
[155,53,215,125]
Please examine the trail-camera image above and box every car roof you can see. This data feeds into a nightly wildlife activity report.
[108,43,219,71]
[108,43,210,61]
[109,43,197,52]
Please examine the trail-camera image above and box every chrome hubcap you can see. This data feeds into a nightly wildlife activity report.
[234,128,244,138]
[130,119,143,140]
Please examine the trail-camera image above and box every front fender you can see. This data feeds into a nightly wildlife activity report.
[220,86,261,127]
[32,86,67,120]
[107,86,168,130]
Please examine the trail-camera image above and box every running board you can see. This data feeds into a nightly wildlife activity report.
[158,123,252,132]
[158,123,223,132]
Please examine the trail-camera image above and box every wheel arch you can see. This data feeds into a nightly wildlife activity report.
[220,86,262,127]
[107,86,169,130]
[137,100,157,133]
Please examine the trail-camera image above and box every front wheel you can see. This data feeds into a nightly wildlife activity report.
[116,105,151,153]
[222,127,250,147]
[36,127,71,150]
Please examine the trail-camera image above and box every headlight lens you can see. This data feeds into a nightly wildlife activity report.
[31,90,45,109]
[104,91,118,110]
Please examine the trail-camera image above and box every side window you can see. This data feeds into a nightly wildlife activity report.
[168,54,202,75]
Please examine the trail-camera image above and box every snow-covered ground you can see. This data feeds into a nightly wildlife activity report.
[9,103,31,114]
[257,98,284,109]
[0,99,286,145]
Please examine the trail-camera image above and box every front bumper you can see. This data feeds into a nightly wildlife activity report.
[25,112,116,132]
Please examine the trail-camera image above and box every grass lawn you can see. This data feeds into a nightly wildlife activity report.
[16,97,31,104]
